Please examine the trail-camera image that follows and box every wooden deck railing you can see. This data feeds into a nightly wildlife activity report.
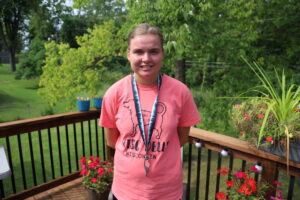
[0,111,299,200]
[185,127,300,200]
[0,110,104,200]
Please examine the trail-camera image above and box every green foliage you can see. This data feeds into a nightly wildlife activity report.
[72,0,127,26]
[241,58,300,145]
[192,87,236,136]
[39,20,125,106]
[15,38,46,79]
[60,14,90,48]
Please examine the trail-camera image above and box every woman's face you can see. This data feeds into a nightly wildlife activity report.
[127,34,163,85]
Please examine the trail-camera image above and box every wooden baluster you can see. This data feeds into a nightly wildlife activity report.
[261,159,279,199]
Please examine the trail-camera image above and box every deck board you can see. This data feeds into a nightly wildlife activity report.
[24,178,88,200]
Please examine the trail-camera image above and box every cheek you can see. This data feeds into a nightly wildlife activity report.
[130,56,141,67]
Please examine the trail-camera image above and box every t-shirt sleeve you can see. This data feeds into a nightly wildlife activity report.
[99,87,118,128]
[178,88,201,127]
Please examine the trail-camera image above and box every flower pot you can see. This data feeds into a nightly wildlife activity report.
[259,141,300,163]
[77,100,90,112]
[86,188,110,200]
[94,98,103,109]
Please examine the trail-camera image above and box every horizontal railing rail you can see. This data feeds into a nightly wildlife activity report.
[0,109,106,200]
[186,127,300,200]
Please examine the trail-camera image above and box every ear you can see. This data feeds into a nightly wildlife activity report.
[127,49,131,60]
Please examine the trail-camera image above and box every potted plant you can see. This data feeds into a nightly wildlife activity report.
[79,156,113,200]
[216,166,284,200]
[93,97,103,109]
[230,57,300,164]
[89,94,103,109]
[77,97,90,112]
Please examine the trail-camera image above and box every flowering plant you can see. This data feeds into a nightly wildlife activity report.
[79,156,113,193]
[231,98,278,146]
[230,58,300,158]
[216,166,284,200]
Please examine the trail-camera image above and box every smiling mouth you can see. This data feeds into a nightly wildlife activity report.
[140,65,153,69]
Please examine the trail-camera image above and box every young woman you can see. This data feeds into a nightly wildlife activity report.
[99,23,201,200]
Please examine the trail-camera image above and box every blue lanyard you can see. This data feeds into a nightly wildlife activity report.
[131,74,162,176]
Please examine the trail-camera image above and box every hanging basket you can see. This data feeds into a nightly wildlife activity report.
[259,141,300,163]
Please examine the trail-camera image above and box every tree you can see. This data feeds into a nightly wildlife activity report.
[39,20,124,106]
[16,0,67,79]
[0,0,38,72]
[60,14,90,48]
[73,0,127,25]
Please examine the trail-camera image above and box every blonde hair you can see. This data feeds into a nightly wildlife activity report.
[127,23,164,49]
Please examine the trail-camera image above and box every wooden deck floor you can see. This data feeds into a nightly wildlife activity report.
[23,178,112,200]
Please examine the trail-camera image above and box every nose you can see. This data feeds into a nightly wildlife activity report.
[142,52,151,62]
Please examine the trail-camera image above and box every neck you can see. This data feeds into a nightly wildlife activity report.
[134,74,159,86]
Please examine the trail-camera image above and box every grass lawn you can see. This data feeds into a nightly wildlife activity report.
[0,64,72,122]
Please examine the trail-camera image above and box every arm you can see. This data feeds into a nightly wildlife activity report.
[104,128,120,149]
[177,126,191,146]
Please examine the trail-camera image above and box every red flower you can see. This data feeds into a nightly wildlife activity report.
[274,180,282,186]
[246,178,257,190]
[244,114,251,120]
[89,161,98,168]
[80,157,86,164]
[216,192,227,199]
[98,167,105,176]
[80,169,87,175]
[250,165,258,173]
[217,168,228,175]
[95,157,101,163]
[238,184,252,195]
[226,181,234,187]
[258,114,264,118]
[235,172,247,179]
[91,178,97,183]
[266,136,273,142]
[236,104,243,108]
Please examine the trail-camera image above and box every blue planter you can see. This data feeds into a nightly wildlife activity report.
[94,98,103,109]
[77,100,90,112]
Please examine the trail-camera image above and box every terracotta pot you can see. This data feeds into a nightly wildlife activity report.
[86,188,110,200]
[259,141,300,163]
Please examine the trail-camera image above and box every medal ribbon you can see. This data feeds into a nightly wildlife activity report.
[131,74,162,175]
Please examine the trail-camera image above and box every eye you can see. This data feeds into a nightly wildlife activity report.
[149,49,160,54]
[132,49,144,55]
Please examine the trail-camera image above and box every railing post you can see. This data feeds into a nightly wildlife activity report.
[261,159,278,199]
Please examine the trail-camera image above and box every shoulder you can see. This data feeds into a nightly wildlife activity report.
[162,74,190,92]
[104,75,131,97]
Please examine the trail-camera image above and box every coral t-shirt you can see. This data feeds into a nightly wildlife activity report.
[99,74,201,200]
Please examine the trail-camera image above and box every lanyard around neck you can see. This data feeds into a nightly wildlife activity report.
[131,74,162,153]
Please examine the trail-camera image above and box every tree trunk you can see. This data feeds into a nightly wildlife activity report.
[9,49,16,72]
[174,60,186,83]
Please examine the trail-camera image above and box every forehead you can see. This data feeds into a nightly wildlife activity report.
[129,34,162,50]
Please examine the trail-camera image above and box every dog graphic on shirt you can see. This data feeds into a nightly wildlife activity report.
[123,99,166,139]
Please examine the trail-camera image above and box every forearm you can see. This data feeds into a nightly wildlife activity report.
[177,127,191,146]
[104,128,120,149]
